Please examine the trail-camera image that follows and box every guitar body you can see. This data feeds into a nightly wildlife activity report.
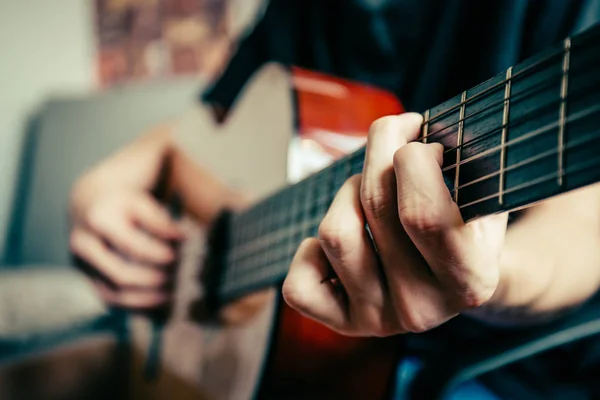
[121,24,600,400]
[255,299,403,399]
[127,63,405,399]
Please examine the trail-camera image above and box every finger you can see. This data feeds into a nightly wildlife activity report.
[359,113,460,331]
[91,214,176,265]
[131,194,185,240]
[70,227,171,290]
[91,278,171,309]
[318,174,396,335]
[282,238,350,334]
[360,112,424,270]
[393,142,500,308]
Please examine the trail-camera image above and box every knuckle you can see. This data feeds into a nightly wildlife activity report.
[397,305,433,334]
[350,304,399,337]
[360,184,394,220]
[369,115,399,136]
[400,314,431,334]
[440,261,500,311]
[398,203,442,234]
[368,320,398,337]
[451,281,497,310]
[393,142,428,170]
[317,222,349,261]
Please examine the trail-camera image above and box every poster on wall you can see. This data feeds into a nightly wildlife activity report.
[94,0,235,88]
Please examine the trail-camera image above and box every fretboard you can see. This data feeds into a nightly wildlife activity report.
[211,23,600,304]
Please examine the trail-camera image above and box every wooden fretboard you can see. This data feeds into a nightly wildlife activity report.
[207,23,600,305]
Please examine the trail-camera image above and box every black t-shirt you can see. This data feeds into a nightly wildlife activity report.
[199,0,600,397]
[201,0,600,114]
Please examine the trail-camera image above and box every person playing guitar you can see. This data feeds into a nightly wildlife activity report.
[69,1,600,398]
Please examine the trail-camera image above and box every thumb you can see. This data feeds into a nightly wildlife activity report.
[131,193,185,239]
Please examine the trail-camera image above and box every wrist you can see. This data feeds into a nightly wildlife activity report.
[465,245,556,326]
[104,124,174,189]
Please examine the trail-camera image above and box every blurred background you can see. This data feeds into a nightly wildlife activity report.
[0,2,269,398]
[0,0,265,262]
[2,2,600,399]
[0,1,387,398]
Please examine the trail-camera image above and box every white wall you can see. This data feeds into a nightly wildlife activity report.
[0,0,95,261]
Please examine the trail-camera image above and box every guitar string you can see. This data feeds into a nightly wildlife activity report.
[424,64,597,152]
[458,148,600,209]
[222,32,600,293]
[228,105,600,265]
[232,97,599,239]
[420,32,597,127]
[422,49,559,125]
[318,71,600,198]
[422,70,566,143]
[227,40,598,254]
[226,76,569,226]
[443,101,600,176]
[222,153,600,296]
[453,137,577,192]
[227,42,591,223]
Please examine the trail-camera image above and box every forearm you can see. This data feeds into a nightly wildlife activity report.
[169,144,248,226]
[469,184,600,326]
[70,123,174,214]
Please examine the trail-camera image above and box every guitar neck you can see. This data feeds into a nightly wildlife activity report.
[210,23,600,305]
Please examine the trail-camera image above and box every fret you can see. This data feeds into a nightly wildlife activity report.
[422,109,430,143]
[558,37,571,186]
[499,66,513,205]
[454,91,467,203]
[213,24,600,305]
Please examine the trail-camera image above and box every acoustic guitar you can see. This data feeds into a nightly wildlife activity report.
[127,22,600,400]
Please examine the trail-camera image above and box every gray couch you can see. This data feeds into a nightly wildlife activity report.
[0,77,203,399]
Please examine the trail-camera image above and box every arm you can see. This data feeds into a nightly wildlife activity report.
[71,122,245,224]
[69,121,243,309]
[282,113,600,337]
[468,185,600,325]
[70,117,269,320]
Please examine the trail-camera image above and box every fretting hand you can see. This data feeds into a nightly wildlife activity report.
[282,112,508,337]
